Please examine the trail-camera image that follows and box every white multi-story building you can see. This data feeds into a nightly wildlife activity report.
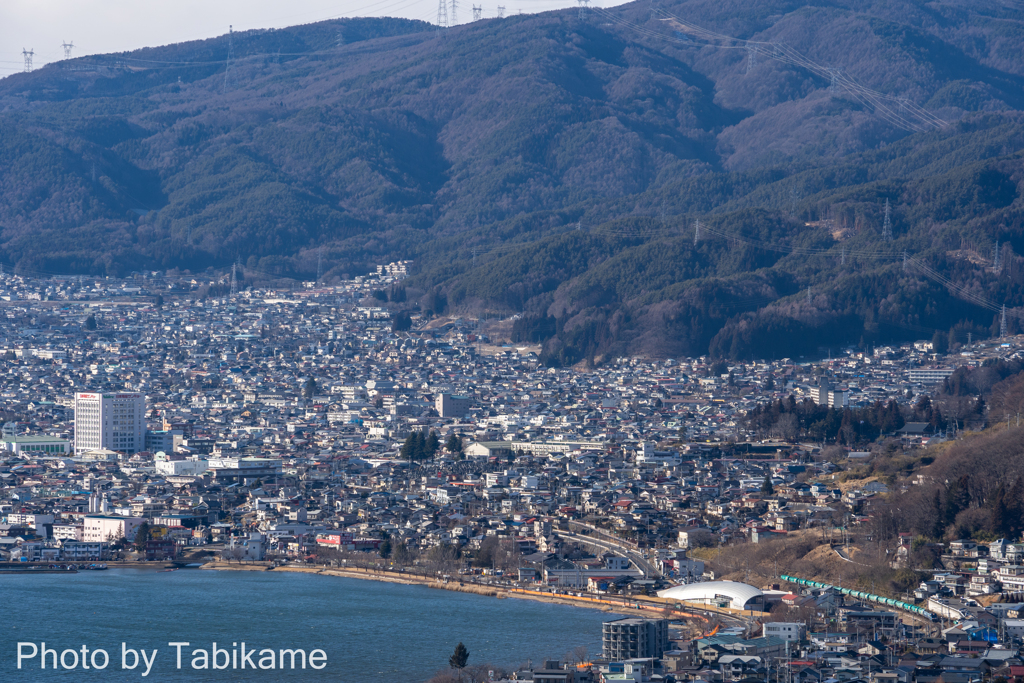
[74,391,146,455]
[52,524,84,541]
[764,622,806,642]
[155,458,209,477]
[83,514,145,543]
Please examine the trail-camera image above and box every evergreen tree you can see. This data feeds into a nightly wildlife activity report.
[134,521,151,552]
[760,476,774,496]
[302,377,318,399]
[445,433,463,455]
[990,485,1010,538]
[400,433,416,462]
[449,642,469,673]
[931,489,944,539]
[380,539,392,560]
[392,311,413,331]
[85,314,97,330]
[404,431,426,461]
[942,476,970,529]
[425,430,440,458]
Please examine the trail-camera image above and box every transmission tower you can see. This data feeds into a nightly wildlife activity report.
[451,0,458,25]
[496,6,505,18]
[472,4,482,20]
[827,67,841,95]
[841,246,846,266]
[577,0,589,19]
[22,48,34,72]
[223,26,234,91]
[902,249,908,272]
[61,41,74,60]
[994,241,1001,271]
[316,247,324,283]
[437,0,449,30]
[693,219,702,245]
[230,261,238,298]
[745,45,758,74]
[806,288,812,305]
[881,199,893,241]
[1001,305,1008,338]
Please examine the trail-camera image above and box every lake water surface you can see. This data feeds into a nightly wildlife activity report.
[2,568,615,681]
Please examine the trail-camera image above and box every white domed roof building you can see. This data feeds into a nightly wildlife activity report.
[657,581,764,611]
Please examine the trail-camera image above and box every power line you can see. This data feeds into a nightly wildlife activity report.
[596,7,947,133]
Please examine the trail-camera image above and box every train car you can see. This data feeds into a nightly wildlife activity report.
[782,573,936,621]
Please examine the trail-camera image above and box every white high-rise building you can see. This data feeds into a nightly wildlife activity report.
[74,392,146,455]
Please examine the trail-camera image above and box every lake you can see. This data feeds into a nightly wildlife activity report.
[2,568,616,681]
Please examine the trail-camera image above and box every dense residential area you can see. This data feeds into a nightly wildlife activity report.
[3,265,1024,682]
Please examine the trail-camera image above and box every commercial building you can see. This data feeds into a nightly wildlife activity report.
[909,367,957,384]
[74,391,146,455]
[810,381,849,408]
[602,618,669,660]
[0,435,71,456]
[154,455,208,477]
[145,429,182,454]
[763,622,806,642]
[83,514,145,543]
[207,456,282,483]
[436,393,473,418]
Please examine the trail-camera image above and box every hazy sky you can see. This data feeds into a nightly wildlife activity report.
[1,0,614,77]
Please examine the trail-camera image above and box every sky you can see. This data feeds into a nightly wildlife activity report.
[1,0,618,77]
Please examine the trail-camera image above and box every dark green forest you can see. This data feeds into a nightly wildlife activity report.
[1,1,1023,361]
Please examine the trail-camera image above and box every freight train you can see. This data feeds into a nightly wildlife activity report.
[780,574,938,621]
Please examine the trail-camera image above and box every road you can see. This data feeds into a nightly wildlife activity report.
[559,530,662,579]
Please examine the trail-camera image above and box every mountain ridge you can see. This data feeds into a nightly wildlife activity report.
[1,1,1022,361]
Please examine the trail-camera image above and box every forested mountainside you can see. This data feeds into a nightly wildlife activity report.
[1,1,1023,362]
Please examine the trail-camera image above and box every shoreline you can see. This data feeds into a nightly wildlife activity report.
[199,562,722,622]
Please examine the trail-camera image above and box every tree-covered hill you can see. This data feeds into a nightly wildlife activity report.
[0,1,1022,360]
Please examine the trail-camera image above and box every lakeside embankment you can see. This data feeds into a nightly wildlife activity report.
[200,562,739,625]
